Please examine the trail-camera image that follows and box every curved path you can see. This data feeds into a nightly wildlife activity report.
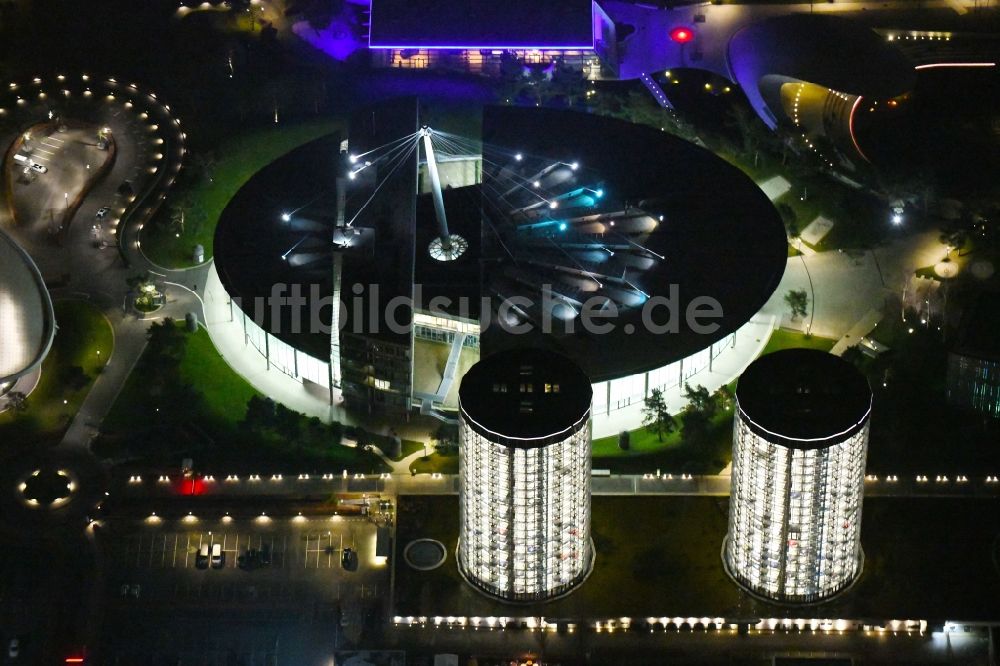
[0,73,202,450]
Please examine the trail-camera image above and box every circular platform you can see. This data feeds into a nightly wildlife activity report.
[404,539,447,571]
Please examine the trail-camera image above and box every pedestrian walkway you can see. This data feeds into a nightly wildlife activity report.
[757,175,791,201]
[639,72,673,109]
[118,469,1000,502]
[830,307,884,356]
[201,263,348,425]
[799,215,834,247]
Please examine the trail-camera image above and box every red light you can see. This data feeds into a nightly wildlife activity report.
[670,27,694,44]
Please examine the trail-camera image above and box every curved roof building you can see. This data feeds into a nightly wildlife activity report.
[211,104,786,422]
[0,228,55,393]
[725,349,873,603]
[458,348,593,601]
[728,14,915,130]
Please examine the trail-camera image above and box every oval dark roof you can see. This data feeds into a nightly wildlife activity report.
[459,348,592,447]
[736,348,872,449]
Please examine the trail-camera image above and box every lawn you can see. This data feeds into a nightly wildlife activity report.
[759,328,836,356]
[392,495,1000,622]
[410,450,459,475]
[140,117,344,268]
[391,439,425,462]
[98,321,387,473]
[589,329,836,474]
[0,300,113,446]
[179,326,260,428]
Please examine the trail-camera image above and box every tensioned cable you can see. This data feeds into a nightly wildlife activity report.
[345,137,420,228]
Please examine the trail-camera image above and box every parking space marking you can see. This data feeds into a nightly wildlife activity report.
[35,147,56,155]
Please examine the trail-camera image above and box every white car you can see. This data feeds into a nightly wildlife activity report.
[29,163,47,174]
[96,207,110,219]
[8,638,18,658]
[211,543,225,569]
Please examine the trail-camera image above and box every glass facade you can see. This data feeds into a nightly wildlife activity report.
[591,331,736,416]
[725,414,869,603]
[458,416,593,602]
[231,297,332,389]
[946,353,1000,418]
[372,49,609,80]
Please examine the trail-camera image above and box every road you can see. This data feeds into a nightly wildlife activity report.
[0,73,206,450]
[113,469,1000,505]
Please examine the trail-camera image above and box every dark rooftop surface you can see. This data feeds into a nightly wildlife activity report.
[736,349,873,449]
[954,291,1000,361]
[214,100,419,357]
[214,135,342,359]
[480,106,788,383]
[459,348,592,444]
[414,187,482,321]
[369,0,595,49]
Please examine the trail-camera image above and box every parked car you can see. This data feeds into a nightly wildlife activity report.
[341,547,358,571]
[29,162,47,174]
[95,207,110,219]
[196,544,210,569]
[211,543,225,569]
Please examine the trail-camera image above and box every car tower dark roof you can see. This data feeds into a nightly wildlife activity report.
[459,348,592,448]
[736,348,872,449]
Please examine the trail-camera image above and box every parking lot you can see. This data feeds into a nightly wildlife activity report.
[99,511,389,664]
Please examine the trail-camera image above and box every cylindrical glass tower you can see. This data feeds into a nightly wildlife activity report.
[458,348,593,602]
[724,349,872,603]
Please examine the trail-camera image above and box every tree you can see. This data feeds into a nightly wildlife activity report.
[776,202,800,239]
[146,318,186,361]
[713,384,735,412]
[683,383,716,419]
[548,58,588,107]
[434,423,458,452]
[785,289,809,320]
[167,192,206,237]
[4,391,28,413]
[641,388,677,442]
[274,403,301,440]
[189,152,217,184]
[725,105,772,167]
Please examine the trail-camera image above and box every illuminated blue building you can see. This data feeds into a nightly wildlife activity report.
[367,0,617,78]
[947,292,1000,419]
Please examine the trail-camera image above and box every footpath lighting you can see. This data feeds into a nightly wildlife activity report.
[280,212,291,222]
